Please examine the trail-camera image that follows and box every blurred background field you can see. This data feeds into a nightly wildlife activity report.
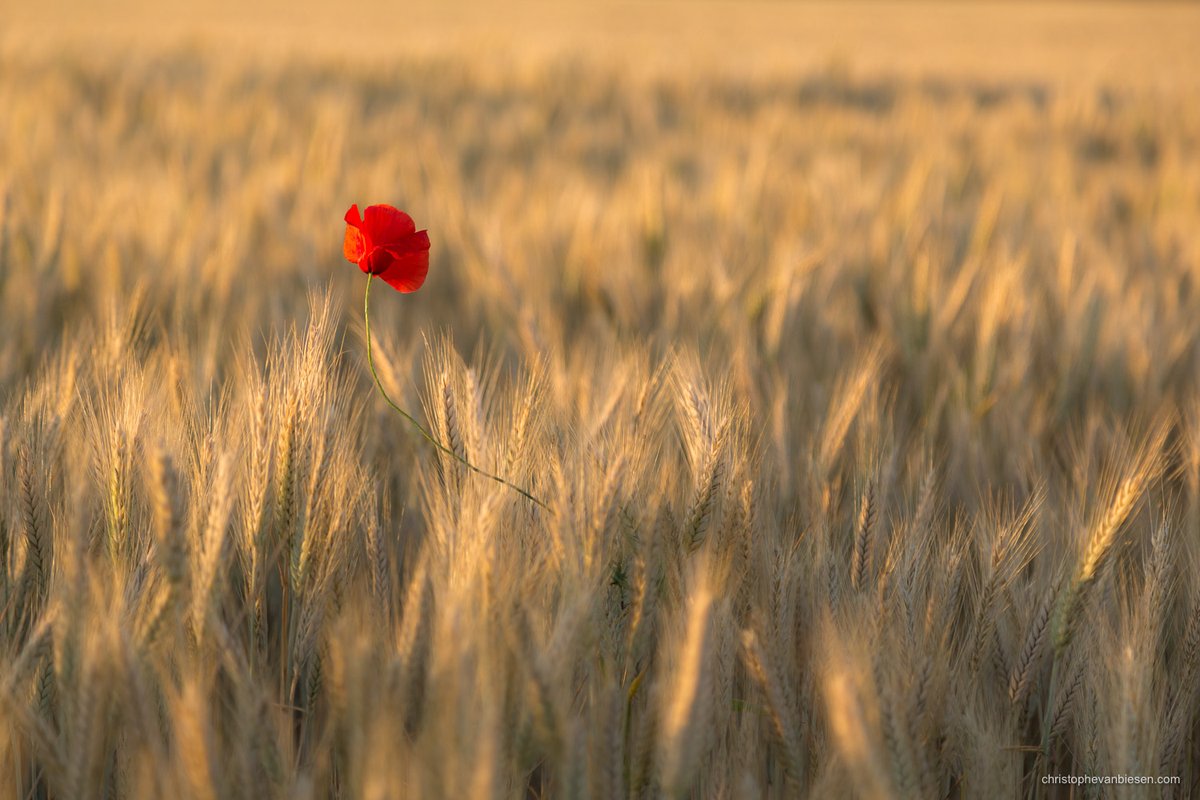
[6,1,1200,87]
[2,2,1200,798]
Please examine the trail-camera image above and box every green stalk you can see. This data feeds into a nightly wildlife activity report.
[364,274,547,510]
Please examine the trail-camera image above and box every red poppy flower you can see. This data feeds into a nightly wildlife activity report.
[343,203,431,292]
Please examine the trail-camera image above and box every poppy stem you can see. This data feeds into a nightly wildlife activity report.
[363,274,548,510]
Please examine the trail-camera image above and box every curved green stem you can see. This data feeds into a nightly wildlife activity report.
[364,274,547,510]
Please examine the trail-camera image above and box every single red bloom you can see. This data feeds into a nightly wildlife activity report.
[343,203,431,292]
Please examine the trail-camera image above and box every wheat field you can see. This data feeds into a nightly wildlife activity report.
[3,3,1200,798]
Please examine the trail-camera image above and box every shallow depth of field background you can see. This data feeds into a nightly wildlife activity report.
[2,3,1200,798]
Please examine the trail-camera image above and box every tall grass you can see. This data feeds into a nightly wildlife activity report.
[1,42,1200,798]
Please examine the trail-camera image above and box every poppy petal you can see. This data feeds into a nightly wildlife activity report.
[377,247,430,293]
[344,204,363,228]
[363,204,417,246]
[360,246,391,276]
[343,225,368,263]
[408,229,431,252]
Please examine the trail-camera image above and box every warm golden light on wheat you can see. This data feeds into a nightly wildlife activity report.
[1,3,1199,797]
